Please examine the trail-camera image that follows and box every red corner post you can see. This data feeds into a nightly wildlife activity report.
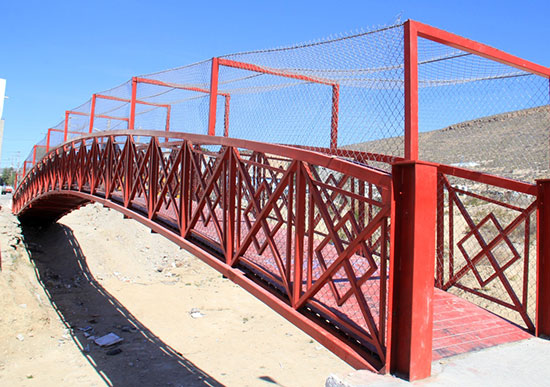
[404,20,419,161]
[208,57,220,136]
[390,160,437,381]
[64,111,70,142]
[129,77,138,130]
[89,94,97,133]
[536,179,550,337]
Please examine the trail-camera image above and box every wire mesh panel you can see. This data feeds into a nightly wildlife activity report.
[417,37,550,182]
[220,25,406,166]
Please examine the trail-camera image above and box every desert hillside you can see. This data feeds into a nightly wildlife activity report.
[349,106,550,181]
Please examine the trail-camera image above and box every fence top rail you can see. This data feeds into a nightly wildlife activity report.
[409,19,550,78]
[438,164,537,196]
[17,129,393,192]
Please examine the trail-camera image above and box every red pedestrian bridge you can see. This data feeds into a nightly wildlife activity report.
[12,20,550,381]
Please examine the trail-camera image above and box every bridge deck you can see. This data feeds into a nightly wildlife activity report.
[432,289,531,359]
[136,194,532,360]
[100,192,535,360]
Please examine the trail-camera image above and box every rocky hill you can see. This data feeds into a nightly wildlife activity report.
[349,106,550,182]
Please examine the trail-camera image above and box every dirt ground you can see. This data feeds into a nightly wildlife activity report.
[0,195,353,386]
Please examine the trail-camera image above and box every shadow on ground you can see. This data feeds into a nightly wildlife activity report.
[21,222,223,387]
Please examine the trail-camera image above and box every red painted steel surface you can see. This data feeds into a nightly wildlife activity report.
[412,20,550,79]
[14,131,393,372]
[536,179,550,336]
[404,21,419,161]
[390,161,438,381]
[217,58,340,148]
[432,289,531,358]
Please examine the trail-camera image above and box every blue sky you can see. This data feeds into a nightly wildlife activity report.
[1,0,549,168]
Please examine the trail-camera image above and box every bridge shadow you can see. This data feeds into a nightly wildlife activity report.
[21,222,223,387]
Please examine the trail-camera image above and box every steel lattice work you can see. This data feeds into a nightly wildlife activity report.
[12,20,550,381]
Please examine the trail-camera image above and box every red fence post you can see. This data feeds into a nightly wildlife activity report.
[129,77,138,130]
[536,179,550,337]
[46,129,52,153]
[64,111,70,142]
[224,95,230,137]
[389,160,437,381]
[330,84,339,150]
[404,20,419,161]
[89,94,97,133]
[208,57,220,136]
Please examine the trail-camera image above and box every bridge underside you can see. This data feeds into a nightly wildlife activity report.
[17,192,90,225]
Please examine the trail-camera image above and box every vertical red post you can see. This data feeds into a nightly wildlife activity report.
[46,129,52,153]
[165,105,171,133]
[225,149,237,264]
[64,111,70,142]
[32,146,37,165]
[389,160,437,381]
[224,95,230,137]
[124,137,133,208]
[180,142,191,235]
[129,77,138,130]
[208,57,220,136]
[330,84,339,150]
[436,172,445,288]
[404,20,419,161]
[536,179,550,336]
[293,163,306,307]
[89,94,97,133]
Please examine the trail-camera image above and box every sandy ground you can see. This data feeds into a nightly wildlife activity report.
[0,195,353,386]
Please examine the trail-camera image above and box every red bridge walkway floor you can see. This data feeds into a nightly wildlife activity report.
[431,290,531,360]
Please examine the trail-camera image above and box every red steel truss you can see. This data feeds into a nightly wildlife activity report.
[11,19,550,382]
[13,131,394,372]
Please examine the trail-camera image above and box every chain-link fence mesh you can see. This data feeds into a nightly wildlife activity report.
[417,38,550,181]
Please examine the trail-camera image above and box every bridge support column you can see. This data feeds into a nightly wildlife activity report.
[389,161,437,381]
[536,179,550,337]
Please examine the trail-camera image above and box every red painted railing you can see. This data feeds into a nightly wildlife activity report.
[13,131,394,372]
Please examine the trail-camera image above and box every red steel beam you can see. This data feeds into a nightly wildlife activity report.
[208,57,220,136]
[223,95,230,137]
[134,76,230,97]
[218,58,337,86]
[389,160,437,381]
[132,75,230,136]
[411,20,550,79]
[536,179,550,336]
[218,57,340,148]
[404,20,419,161]
[64,111,70,142]
[68,110,129,121]
[89,94,97,133]
[93,93,171,133]
[330,85,340,150]
[129,77,138,129]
